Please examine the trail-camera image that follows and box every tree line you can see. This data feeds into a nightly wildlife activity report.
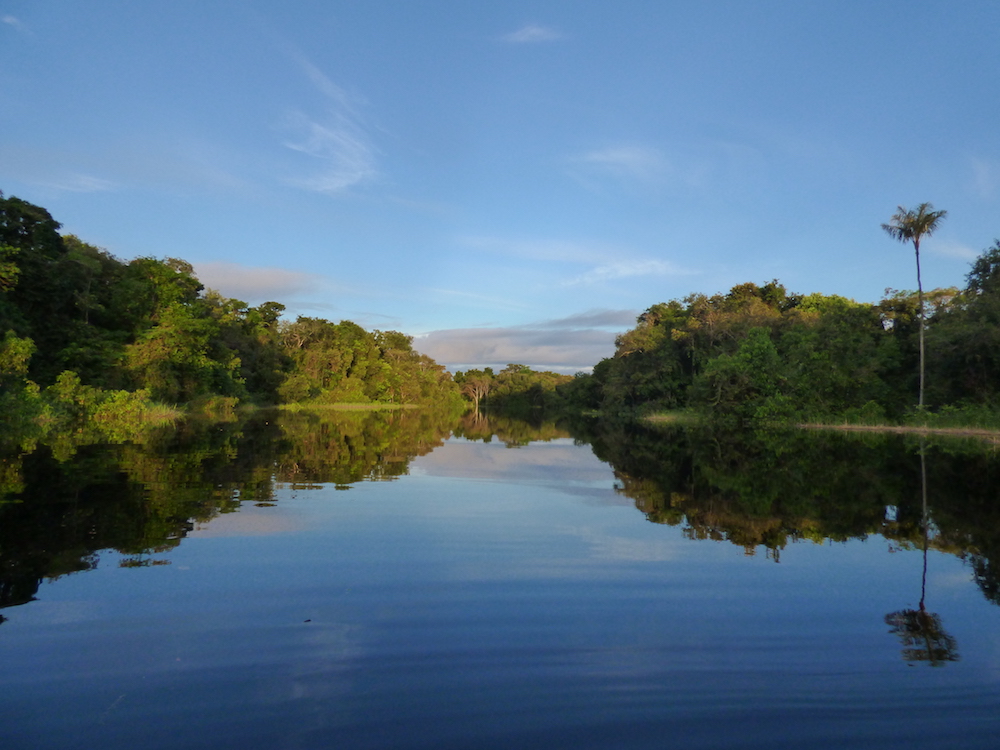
[5,191,997,428]
[557,234,1000,424]
[453,364,573,417]
[0,192,463,433]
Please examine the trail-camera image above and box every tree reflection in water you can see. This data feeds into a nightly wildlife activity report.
[885,438,959,666]
[584,419,1000,619]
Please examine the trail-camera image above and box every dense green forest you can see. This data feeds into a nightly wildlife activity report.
[4,191,1000,430]
[556,240,1000,424]
[0,192,463,436]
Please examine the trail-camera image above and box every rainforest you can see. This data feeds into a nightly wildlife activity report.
[5,192,1000,436]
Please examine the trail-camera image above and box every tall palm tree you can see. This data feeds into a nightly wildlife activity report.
[882,203,948,408]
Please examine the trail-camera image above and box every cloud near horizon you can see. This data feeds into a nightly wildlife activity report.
[193,261,321,304]
[415,308,636,373]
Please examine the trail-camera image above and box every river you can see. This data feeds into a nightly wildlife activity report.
[1,409,998,749]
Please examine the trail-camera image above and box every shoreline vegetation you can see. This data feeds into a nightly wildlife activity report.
[0,192,465,448]
[4,192,1000,443]
[802,423,1000,440]
[642,411,1000,440]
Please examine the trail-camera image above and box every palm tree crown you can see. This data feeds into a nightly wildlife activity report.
[881,203,948,253]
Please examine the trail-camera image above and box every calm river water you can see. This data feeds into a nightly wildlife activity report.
[2,409,999,749]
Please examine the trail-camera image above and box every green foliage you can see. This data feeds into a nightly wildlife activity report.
[0,243,19,292]
[586,280,915,422]
[924,240,1000,407]
[278,318,460,407]
[454,364,573,417]
[0,330,34,381]
[0,193,459,420]
[695,327,784,423]
[579,243,1000,424]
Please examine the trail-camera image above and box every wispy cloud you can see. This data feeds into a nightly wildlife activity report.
[930,240,979,261]
[570,145,668,184]
[193,261,321,305]
[568,139,766,193]
[36,173,115,193]
[563,259,689,287]
[456,235,612,265]
[970,157,996,200]
[2,15,23,30]
[427,287,531,313]
[283,112,378,192]
[282,56,378,194]
[455,234,694,291]
[501,24,562,43]
[295,56,361,114]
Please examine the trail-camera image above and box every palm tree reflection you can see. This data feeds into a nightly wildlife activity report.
[885,439,959,666]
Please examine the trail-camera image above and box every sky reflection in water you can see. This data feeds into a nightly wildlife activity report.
[1,413,999,749]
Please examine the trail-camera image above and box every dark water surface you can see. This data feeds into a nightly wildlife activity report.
[2,410,999,749]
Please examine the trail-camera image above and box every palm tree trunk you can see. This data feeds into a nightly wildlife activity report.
[915,239,925,409]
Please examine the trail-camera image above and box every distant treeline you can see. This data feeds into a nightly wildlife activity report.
[555,246,1000,423]
[0,193,462,431]
[453,364,574,417]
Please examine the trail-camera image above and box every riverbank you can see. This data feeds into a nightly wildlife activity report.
[642,409,1000,441]
[278,402,420,412]
[800,422,1000,441]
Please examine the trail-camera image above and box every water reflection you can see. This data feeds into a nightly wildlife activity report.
[452,410,572,446]
[885,439,959,666]
[3,410,1000,627]
[0,407,456,613]
[579,419,1000,612]
[5,413,1000,747]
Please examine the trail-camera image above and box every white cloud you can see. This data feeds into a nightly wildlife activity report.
[282,56,379,194]
[283,112,378,192]
[2,15,22,29]
[563,259,689,286]
[568,139,766,193]
[501,24,562,43]
[295,55,361,114]
[572,145,668,184]
[930,240,978,261]
[454,234,694,292]
[36,173,115,193]
[193,261,321,305]
[970,157,996,200]
[415,309,637,373]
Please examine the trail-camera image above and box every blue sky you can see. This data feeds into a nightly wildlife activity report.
[2,1,998,372]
